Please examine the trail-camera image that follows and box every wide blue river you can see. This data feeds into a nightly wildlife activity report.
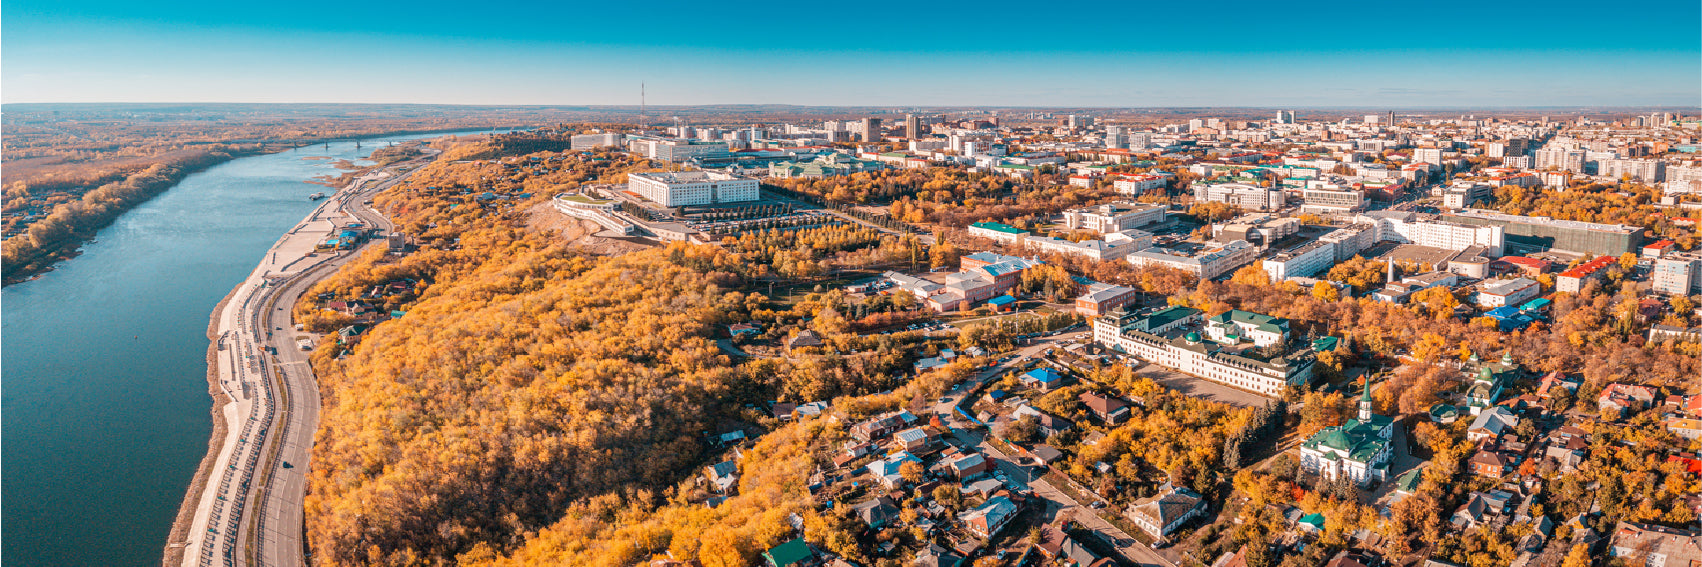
[2,129,499,566]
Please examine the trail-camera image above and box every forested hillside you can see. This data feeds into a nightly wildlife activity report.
[299,141,945,565]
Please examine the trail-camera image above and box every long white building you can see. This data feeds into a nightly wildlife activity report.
[1356,211,1504,256]
[1194,183,1286,211]
[1127,240,1258,280]
[1063,202,1168,233]
[628,171,759,207]
[1094,306,1313,397]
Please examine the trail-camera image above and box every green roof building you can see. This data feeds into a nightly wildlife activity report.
[763,537,814,567]
[1299,382,1396,487]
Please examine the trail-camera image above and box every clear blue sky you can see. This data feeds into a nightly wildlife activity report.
[4,0,1699,107]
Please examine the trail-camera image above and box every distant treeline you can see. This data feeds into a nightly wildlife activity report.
[1,146,261,284]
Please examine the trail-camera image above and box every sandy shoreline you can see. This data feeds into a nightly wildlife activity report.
[161,281,242,567]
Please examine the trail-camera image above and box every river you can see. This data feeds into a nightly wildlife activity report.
[1,129,502,567]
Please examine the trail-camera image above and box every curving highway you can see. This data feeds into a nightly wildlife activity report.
[177,150,428,567]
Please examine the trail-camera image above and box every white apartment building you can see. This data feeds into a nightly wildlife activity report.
[1127,240,1258,280]
[570,132,624,150]
[628,171,759,207]
[1113,174,1169,194]
[1653,254,1702,296]
[1318,223,1376,261]
[1194,183,1286,211]
[1665,166,1702,195]
[1414,148,1445,165]
[1063,203,1168,233]
[1094,306,1312,397]
[1534,148,1586,172]
[1357,211,1505,256]
[1262,240,1338,282]
[1301,187,1366,214]
[1442,182,1495,209]
[1025,230,1153,261]
[628,138,732,163]
[1597,158,1667,182]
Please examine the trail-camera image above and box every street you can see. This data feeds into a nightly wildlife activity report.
[927,329,1176,567]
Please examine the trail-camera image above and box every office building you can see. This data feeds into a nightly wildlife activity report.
[904,114,922,139]
[1194,183,1286,211]
[1113,174,1169,194]
[1319,223,1376,261]
[1062,203,1168,233]
[1301,187,1366,214]
[1556,256,1618,293]
[1127,240,1258,280]
[1442,182,1495,209]
[1474,278,1541,308]
[628,138,731,163]
[628,170,759,207]
[1276,110,1295,124]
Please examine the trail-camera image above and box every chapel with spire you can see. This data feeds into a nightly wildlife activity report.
[1300,378,1398,487]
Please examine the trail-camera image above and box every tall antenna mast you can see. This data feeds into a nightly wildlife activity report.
[640,82,646,129]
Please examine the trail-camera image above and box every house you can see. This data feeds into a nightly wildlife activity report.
[1667,418,1702,440]
[763,537,816,567]
[1021,368,1068,391]
[850,496,899,529]
[1467,407,1519,443]
[1452,490,1515,530]
[1469,450,1516,478]
[707,460,739,493]
[1036,523,1113,567]
[1080,391,1132,424]
[1126,484,1205,539]
[1029,444,1065,465]
[947,453,991,479]
[851,410,920,441]
[1536,372,1580,400]
[893,427,935,452]
[960,495,1021,538]
[789,329,826,350]
[1014,405,1074,436]
[1608,522,1702,567]
[914,543,964,567]
[866,451,923,488]
[1599,383,1658,416]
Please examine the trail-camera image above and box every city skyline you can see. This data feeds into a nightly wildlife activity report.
[5,0,1700,107]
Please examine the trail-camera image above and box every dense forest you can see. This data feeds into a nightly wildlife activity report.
[297,141,966,565]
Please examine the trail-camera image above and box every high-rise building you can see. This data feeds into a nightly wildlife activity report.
[1276,110,1295,124]
[1598,159,1667,182]
[904,114,922,139]
[1067,114,1094,130]
[1534,148,1586,173]
[1414,148,1445,165]
[1105,125,1126,149]
[861,117,883,142]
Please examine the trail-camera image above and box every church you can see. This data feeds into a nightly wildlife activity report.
[1300,383,1397,487]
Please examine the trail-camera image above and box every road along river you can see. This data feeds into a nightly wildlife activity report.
[1,130,491,567]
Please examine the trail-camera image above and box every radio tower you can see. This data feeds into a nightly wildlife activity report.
[639,82,646,131]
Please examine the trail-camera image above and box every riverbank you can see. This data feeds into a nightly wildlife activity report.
[1,126,511,287]
[161,281,242,567]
